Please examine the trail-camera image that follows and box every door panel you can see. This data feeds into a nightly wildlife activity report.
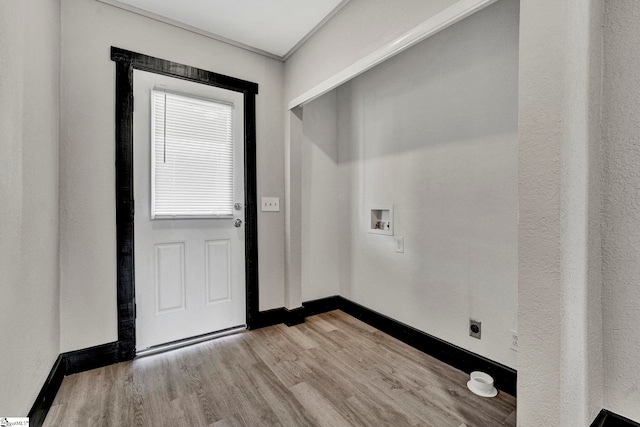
[205,240,231,304]
[134,70,246,351]
[155,242,186,313]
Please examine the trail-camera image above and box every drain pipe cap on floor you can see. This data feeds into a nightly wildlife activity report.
[467,371,498,397]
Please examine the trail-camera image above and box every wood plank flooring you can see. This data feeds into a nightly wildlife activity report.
[44,310,516,426]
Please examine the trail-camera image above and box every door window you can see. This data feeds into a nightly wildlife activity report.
[151,89,234,218]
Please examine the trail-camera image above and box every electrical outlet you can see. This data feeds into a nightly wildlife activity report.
[395,237,404,253]
[470,319,481,339]
[510,329,518,351]
[261,197,280,212]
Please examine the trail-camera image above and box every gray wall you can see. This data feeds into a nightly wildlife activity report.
[602,0,640,421]
[301,92,341,301]
[518,0,604,424]
[59,0,286,352]
[284,0,462,312]
[0,0,61,415]
[301,0,519,369]
[8,0,640,424]
[285,0,458,104]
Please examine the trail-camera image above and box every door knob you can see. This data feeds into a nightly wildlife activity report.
[234,219,243,228]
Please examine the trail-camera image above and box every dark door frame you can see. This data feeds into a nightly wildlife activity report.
[111,47,260,360]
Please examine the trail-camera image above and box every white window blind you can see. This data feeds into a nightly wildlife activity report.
[152,89,234,218]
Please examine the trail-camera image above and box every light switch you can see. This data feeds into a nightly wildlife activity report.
[395,237,404,253]
[261,197,280,212]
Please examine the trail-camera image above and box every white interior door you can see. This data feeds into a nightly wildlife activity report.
[134,69,246,351]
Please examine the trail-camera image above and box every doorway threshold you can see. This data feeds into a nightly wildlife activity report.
[136,325,246,358]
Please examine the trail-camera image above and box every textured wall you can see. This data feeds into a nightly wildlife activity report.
[602,0,640,422]
[584,0,605,422]
[0,0,61,415]
[559,0,604,424]
[518,0,604,425]
[518,2,563,417]
[59,0,285,352]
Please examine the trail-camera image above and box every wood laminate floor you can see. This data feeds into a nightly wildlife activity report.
[44,310,516,427]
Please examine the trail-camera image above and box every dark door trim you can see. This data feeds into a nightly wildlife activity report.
[111,47,260,360]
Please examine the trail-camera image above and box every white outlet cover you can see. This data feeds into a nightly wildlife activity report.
[395,237,404,253]
[261,197,280,212]
[510,329,518,351]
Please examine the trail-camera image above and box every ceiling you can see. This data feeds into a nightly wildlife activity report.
[108,0,348,59]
